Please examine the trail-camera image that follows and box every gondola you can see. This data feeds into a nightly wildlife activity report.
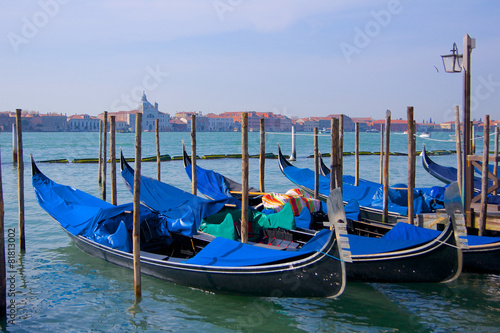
[421,147,500,273]
[421,144,494,192]
[186,149,500,276]
[32,157,347,298]
[278,146,448,223]
[163,151,464,283]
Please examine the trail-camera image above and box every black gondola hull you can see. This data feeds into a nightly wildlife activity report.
[68,230,346,298]
[463,243,500,274]
[346,222,462,283]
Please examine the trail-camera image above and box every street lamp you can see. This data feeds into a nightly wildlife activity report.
[441,34,475,224]
[441,43,463,73]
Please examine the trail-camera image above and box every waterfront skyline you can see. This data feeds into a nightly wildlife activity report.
[2,1,499,123]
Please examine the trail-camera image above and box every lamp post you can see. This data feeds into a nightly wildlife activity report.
[441,34,476,218]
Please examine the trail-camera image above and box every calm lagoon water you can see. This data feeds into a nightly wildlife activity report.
[1,131,499,332]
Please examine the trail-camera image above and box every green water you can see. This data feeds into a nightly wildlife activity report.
[1,131,499,332]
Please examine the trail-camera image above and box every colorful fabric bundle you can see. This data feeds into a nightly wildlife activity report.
[262,189,321,216]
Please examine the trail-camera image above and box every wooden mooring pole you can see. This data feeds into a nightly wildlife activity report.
[407,107,415,225]
[314,127,319,199]
[494,126,499,196]
[16,109,25,251]
[330,117,339,190]
[133,113,142,299]
[12,124,17,163]
[241,112,249,244]
[382,110,391,223]
[479,115,490,236]
[354,122,359,186]
[0,150,6,320]
[259,118,265,192]
[338,115,344,193]
[379,124,384,184]
[454,106,463,197]
[156,119,160,181]
[98,120,103,185]
[191,115,197,196]
[290,126,296,161]
[110,116,117,206]
[102,111,108,201]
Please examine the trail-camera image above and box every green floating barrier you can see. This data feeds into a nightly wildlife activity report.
[142,154,171,162]
[72,158,99,163]
[249,153,278,159]
[202,154,225,159]
[39,159,69,163]
[172,156,183,160]
[226,154,242,158]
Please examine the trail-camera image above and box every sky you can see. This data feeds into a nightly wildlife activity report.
[1,0,500,123]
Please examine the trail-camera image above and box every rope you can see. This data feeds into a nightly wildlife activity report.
[317,250,344,262]
[435,239,464,250]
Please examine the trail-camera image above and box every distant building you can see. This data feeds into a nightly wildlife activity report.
[206,113,234,131]
[0,111,16,131]
[104,92,171,132]
[38,113,68,131]
[370,119,408,132]
[68,114,100,131]
[352,117,373,132]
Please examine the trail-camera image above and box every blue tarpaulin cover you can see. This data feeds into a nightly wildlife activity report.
[122,163,240,237]
[347,222,441,255]
[282,164,444,216]
[466,234,500,246]
[33,171,171,252]
[185,164,241,204]
[184,229,332,267]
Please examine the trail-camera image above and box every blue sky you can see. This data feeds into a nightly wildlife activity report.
[1,0,499,123]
